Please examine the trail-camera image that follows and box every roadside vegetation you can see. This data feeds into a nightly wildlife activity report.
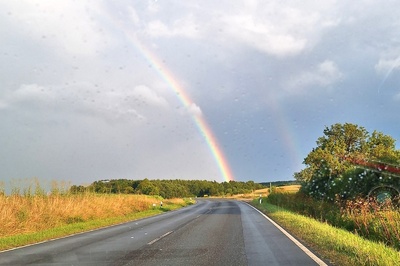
[264,191,400,250]
[287,123,400,250]
[251,123,400,265]
[0,182,192,251]
[295,123,400,202]
[0,177,263,251]
[252,199,400,266]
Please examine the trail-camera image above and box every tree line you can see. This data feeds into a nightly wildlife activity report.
[70,179,265,199]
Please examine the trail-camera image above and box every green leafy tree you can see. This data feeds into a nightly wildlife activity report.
[368,131,400,164]
[69,185,86,194]
[78,179,266,198]
[137,179,159,195]
[296,123,400,200]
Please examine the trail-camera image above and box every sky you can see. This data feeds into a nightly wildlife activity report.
[1,0,400,186]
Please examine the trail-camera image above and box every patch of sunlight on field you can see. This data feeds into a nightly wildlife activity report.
[274,185,301,193]
[228,185,301,200]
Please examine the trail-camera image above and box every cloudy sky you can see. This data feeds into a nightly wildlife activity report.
[1,0,399,186]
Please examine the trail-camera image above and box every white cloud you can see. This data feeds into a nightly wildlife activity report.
[146,15,199,39]
[374,54,400,101]
[131,85,169,108]
[284,60,343,94]
[221,14,307,56]
[147,1,161,14]
[132,1,340,57]
[374,56,400,75]
[188,103,202,117]
[1,1,114,56]
[146,20,171,37]
[317,60,344,86]
[212,1,340,57]
[128,6,141,26]
[12,84,52,100]
[1,83,169,123]
[0,84,56,110]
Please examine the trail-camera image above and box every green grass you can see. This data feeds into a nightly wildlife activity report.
[251,200,400,266]
[0,202,188,251]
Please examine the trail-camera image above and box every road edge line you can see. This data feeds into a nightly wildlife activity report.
[245,202,328,266]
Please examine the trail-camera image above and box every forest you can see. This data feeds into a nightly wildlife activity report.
[70,179,265,199]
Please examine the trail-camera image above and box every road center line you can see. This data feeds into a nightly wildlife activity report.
[147,231,173,245]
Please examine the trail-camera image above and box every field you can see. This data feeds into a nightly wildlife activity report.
[228,184,300,199]
[272,185,301,193]
[0,192,190,250]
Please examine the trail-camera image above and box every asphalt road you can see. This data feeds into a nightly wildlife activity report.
[0,199,326,266]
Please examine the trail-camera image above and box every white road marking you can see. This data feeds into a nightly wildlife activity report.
[246,203,328,266]
[147,231,173,245]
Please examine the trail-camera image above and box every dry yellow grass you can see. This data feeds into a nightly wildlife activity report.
[273,185,301,193]
[227,188,269,200]
[229,185,301,200]
[0,193,169,238]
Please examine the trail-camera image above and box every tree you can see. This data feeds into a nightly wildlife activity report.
[77,178,266,198]
[137,179,159,195]
[296,123,400,200]
[368,131,400,164]
[70,185,86,194]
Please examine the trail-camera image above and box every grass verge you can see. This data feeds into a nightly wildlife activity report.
[251,200,400,266]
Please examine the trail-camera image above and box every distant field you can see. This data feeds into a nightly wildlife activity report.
[254,188,270,194]
[229,185,301,199]
[273,185,301,193]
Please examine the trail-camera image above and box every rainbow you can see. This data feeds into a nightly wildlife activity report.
[103,11,235,182]
[121,33,235,182]
[267,93,303,172]
[378,55,400,93]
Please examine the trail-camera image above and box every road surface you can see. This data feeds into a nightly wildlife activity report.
[0,199,326,266]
